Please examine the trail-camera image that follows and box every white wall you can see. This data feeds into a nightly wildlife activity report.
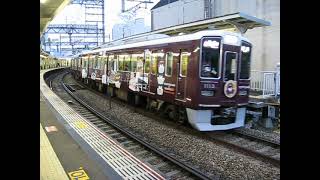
[244,0,280,71]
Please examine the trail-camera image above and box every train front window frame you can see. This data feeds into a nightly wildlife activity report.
[200,37,221,79]
[239,41,252,80]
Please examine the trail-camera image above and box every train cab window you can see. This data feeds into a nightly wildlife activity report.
[224,52,238,81]
[201,38,221,78]
[240,42,252,79]
[165,52,173,76]
[180,52,190,77]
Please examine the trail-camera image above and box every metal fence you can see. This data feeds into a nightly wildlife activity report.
[250,69,280,97]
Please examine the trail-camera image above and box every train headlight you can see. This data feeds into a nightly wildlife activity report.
[224,35,240,45]
[201,91,214,96]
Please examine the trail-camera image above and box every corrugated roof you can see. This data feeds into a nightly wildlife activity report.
[151,0,179,10]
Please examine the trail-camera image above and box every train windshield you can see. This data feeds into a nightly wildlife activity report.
[240,42,252,79]
[201,38,221,78]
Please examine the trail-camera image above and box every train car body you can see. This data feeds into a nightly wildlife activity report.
[71,30,252,131]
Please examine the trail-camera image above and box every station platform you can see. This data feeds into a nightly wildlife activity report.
[40,68,165,180]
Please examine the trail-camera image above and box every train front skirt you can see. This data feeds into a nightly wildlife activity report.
[186,107,246,131]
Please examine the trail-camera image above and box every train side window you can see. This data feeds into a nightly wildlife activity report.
[84,59,87,68]
[165,52,173,76]
[89,57,93,68]
[136,55,143,73]
[123,55,131,71]
[94,56,98,69]
[131,55,137,72]
[144,53,151,73]
[118,55,124,71]
[180,52,190,77]
[97,56,101,69]
[151,55,158,74]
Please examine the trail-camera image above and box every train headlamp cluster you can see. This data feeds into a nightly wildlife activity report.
[203,40,219,49]
[241,46,250,53]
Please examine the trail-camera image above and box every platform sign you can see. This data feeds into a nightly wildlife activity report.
[68,167,89,180]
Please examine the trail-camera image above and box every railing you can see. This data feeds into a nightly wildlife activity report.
[250,70,280,97]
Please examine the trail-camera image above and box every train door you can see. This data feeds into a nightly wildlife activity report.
[176,51,190,101]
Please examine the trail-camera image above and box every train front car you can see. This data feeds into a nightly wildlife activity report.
[187,32,252,131]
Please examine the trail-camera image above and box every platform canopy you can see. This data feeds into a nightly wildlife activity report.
[95,12,271,50]
[40,0,70,36]
[156,12,271,35]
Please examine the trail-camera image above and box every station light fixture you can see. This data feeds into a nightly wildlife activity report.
[40,0,47,4]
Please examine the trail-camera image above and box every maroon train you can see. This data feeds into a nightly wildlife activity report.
[70,30,252,131]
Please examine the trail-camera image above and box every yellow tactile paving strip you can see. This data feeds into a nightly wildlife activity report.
[40,123,69,180]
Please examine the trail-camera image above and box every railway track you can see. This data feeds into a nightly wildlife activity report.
[206,131,280,167]
[47,69,213,180]
[67,71,280,168]
[66,70,280,167]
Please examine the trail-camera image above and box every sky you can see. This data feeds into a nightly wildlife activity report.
[50,0,160,39]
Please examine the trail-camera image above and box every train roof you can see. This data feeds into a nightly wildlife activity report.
[81,30,251,56]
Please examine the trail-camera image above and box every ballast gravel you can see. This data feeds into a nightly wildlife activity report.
[65,75,280,180]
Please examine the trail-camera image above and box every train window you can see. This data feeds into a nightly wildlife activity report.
[137,57,144,73]
[224,52,238,81]
[144,53,151,73]
[165,52,173,76]
[131,55,137,72]
[118,55,124,71]
[201,38,221,78]
[89,57,93,68]
[151,55,158,74]
[180,52,190,77]
[97,56,101,69]
[83,59,87,68]
[123,55,131,71]
[107,55,113,72]
[240,42,251,79]
[94,56,99,69]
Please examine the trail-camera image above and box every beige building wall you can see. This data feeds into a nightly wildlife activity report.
[151,0,280,71]
[244,0,280,71]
